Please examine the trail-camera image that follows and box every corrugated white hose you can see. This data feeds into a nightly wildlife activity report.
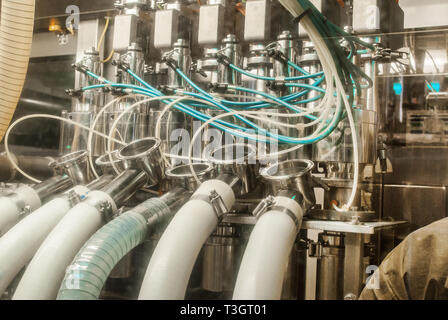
[12,191,116,300]
[0,0,36,141]
[279,0,359,211]
[4,114,125,183]
[138,180,235,300]
[0,186,90,295]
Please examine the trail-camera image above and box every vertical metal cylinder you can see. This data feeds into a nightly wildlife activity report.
[218,34,241,85]
[167,39,192,89]
[316,232,345,300]
[201,223,241,293]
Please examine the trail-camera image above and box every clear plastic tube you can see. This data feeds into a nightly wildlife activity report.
[57,197,172,300]
[4,114,125,183]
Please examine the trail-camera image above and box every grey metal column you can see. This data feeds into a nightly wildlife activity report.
[343,233,365,300]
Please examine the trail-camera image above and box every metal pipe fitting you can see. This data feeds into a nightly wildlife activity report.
[209,143,259,196]
[33,175,73,202]
[165,163,215,192]
[260,159,316,213]
[95,151,128,176]
[100,169,148,207]
[118,137,165,187]
[49,150,94,185]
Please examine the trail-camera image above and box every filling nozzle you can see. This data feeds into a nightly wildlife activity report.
[209,143,259,196]
[260,159,318,215]
[49,150,94,186]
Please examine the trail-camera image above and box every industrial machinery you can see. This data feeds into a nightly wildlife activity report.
[0,0,446,301]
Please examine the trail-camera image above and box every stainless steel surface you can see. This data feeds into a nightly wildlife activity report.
[165,163,215,191]
[33,175,73,201]
[343,233,365,300]
[201,223,241,293]
[154,9,180,49]
[30,32,77,58]
[118,137,165,187]
[308,209,376,222]
[100,169,147,205]
[302,220,407,235]
[352,0,404,36]
[315,232,345,300]
[198,3,225,46]
[401,0,448,29]
[85,174,115,191]
[244,0,271,42]
[95,150,128,176]
[260,159,316,212]
[49,150,94,185]
[218,34,241,85]
[312,110,377,165]
[209,143,259,195]
[166,38,192,89]
[375,184,448,238]
[113,15,139,52]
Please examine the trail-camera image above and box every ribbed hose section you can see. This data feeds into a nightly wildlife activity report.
[0,0,35,140]
[57,198,171,300]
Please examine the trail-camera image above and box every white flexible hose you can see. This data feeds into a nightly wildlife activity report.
[0,0,36,141]
[0,185,41,236]
[233,196,303,300]
[13,191,116,300]
[0,186,89,295]
[138,180,235,300]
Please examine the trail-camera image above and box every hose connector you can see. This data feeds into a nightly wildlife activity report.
[267,49,289,64]
[161,56,179,70]
[190,189,229,220]
[71,63,89,74]
[216,53,232,66]
[111,59,131,72]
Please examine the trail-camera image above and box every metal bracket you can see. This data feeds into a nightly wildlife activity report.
[373,44,410,65]
[65,189,83,208]
[7,192,31,219]
[307,239,323,259]
[252,195,276,219]
[252,196,301,227]
[86,197,115,222]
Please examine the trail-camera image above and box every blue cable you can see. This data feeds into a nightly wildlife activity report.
[96,68,343,145]
[228,63,324,82]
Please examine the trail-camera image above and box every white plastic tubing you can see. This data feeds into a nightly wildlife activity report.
[0,0,36,140]
[13,191,116,300]
[0,185,41,236]
[0,186,89,296]
[278,0,359,211]
[138,180,235,300]
[233,196,303,300]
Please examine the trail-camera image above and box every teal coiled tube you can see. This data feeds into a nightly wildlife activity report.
[57,197,172,300]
